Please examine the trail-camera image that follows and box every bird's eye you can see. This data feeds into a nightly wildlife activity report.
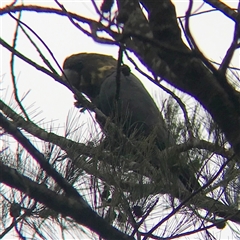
[67,61,84,73]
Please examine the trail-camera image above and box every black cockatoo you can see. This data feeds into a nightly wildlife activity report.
[62,53,200,192]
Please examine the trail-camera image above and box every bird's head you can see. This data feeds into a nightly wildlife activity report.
[62,53,117,100]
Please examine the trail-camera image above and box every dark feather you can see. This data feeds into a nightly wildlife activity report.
[62,53,200,192]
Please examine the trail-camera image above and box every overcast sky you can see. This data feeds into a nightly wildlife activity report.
[1,1,238,125]
[0,1,239,239]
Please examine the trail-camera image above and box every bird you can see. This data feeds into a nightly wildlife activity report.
[62,52,200,192]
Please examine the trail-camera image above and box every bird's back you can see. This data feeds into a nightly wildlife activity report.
[98,71,170,149]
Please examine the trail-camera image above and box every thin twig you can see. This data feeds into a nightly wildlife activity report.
[131,198,159,237]
[0,112,83,200]
[54,0,116,45]
[178,17,193,50]
[90,0,102,17]
[115,45,124,101]
[10,11,30,121]
[204,0,238,21]
[0,201,37,239]
[185,0,240,115]
[9,12,60,75]
[0,37,63,84]
[219,2,240,74]
[0,162,134,240]
[143,154,235,239]
[185,0,218,74]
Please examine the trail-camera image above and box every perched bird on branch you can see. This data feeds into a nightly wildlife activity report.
[62,52,200,192]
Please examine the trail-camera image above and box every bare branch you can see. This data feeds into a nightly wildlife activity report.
[0,112,82,200]
[219,2,240,74]
[10,11,30,121]
[9,13,60,75]
[0,162,134,240]
[204,0,238,21]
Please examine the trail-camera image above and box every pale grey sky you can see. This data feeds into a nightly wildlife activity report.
[0,1,239,239]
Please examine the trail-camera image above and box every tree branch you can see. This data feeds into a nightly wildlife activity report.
[204,0,238,21]
[120,0,240,156]
[1,99,240,224]
[0,162,134,240]
[0,112,82,200]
